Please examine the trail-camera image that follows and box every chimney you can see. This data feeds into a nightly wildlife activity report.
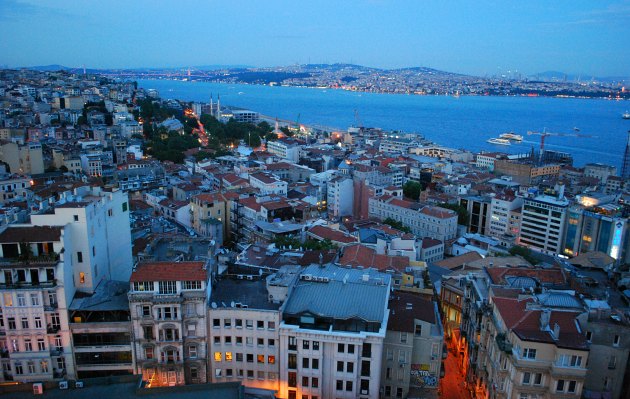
[540,309,551,330]
[552,322,560,340]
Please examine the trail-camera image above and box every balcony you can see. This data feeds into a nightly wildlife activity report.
[495,333,513,354]
[44,302,58,311]
[550,363,587,378]
[47,325,61,334]
[50,347,63,356]
[0,280,57,290]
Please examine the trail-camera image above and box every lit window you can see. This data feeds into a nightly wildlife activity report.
[225,352,232,361]
[214,352,222,362]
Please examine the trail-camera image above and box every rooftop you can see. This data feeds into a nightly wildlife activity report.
[131,261,207,282]
[210,277,281,311]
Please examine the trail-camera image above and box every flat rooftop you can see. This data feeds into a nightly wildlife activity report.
[210,277,281,311]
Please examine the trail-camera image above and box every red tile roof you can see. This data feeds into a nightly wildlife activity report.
[339,244,409,272]
[308,225,358,244]
[486,267,567,286]
[0,226,62,243]
[130,261,207,282]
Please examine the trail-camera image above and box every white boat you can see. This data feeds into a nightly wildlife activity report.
[487,138,511,146]
[623,111,630,120]
[499,132,523,141]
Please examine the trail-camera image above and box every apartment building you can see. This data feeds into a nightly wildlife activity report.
[0,175,31,205]
[381,292,444,399]
[267,138,301,163]
[190,192,237,241]
[0,225,77,382]
[249,172,288,196]
[487,192,523,238]
[459,195,492,236]
[583,163,617,183]
[0,141,44,175]
[128,261,209,387]
[368,195,458,242]
[30,185,133,293]
[207,276,282,390]
[278,264,391,399]
[327,175,354,218]
[518,189,569,255]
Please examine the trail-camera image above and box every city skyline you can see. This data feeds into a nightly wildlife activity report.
[1,0,629,77]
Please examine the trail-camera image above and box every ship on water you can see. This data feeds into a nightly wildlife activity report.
[499,132,523,141]
[623,111,630,120]
[487,137,511,145]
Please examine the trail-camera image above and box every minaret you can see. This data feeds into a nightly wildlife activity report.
[275,118,279,134]
[621,130,630,179]
[216,94,221,120]
[209,94,213,117]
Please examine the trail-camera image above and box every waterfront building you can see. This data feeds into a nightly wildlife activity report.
[128,261,209,387]
[584,163,617,184]
[278,264,391,399]
[231,110,259,124]
[494,159,561,185]
[518,188,569,255]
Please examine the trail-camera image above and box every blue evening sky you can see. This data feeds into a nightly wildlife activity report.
[0,0,629,77]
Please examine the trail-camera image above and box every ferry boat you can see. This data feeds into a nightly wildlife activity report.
[499,132,523,141]
[623,111,630,120]
[487,138,511,146]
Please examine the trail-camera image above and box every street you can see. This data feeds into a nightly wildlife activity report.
[440,343,472,399]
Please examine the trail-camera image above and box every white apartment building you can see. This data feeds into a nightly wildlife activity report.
[30,185,133,293]
[368,195,458,242]
[249,172,288,196]
[0,175,31,205]
[327,175,354,218]
[519,190,569,255]
[129,261,209,387]
[267,138,301,163]
[0,225,77,382]
[278,264,391,399]
[488,192,523,238]
[207,276,282,391]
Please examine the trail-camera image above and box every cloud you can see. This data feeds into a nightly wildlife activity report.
[0,0,73,21]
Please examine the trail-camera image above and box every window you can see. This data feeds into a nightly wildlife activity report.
[21,317,28,329]
[188,346,197,358]
[613,335,620,347]
[556,380,565,392]
[348,344,355,354]
[79,272,85,284]
[534,373,542,385]
[15,363,23,375]
[133,281,153,292]
[145,347,154,359]
[362,343,372,358]
[236,353,243,362]
[289,336,297,350]
[347,362,354,373]
[246,319,253,329]
[17,293,26,306]
[337,361,344,372]
[302,376,309,387]
[568,380,576,393]
[77,251,83,263]
[214,352,222,362]
[268,355,275,364]
[313,341,320,350]
[338,343,345,353]
[235,319,242,328]
[400,332,408,343]
[609,355,617,369]
[182,281,202,290]
[34,317,42,329]
[40,360,48,373]
[522,372,531,384]
[37,339,45,351]
[386,349,393,361]
[312,358,319,369]
[224,351,232,361]
[247,370,255,379]
[268,372,277,380]
[522,348,536,359]
[268,338,275,347]
[396,387,403,398]
[30,293,39,306]
[3,293,12,307]
[73,215,79,221]
[303,357,309,369]
[257,320,264,329]
[190,367,199,380]
[303,340,310,350]
[336,380,343,390]
[224,318,232,328]
[398,350,406,363]
[224,336,231,344]
[247,354,253,363]
[246,337,253,346]
[414,324,422,336]
[288,372,297,387]
[158,281,176,294]
[586,331,592,342]
[346,381,353,391]
[25,339,32,351]
[257,354,265,364]
[143,326,154,340]
[142,305,151,317]
[257,338,264,346]
[268,321,275,330]
[213,319,220,328]
[122,202,128,212]
[288,353,297,369]
[215,368,222,378]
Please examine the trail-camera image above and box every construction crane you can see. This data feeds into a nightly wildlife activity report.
[294,113,301,135]
[527,129,596,153]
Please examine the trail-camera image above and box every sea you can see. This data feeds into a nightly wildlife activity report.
[137,79,630,168]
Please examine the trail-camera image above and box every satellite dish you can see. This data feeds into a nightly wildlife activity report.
[230,301,235,308]
[211,302,217,309]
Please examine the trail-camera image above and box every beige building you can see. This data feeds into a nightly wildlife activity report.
[0,142,44,175]
[207,276,282,390]
[190,192,237,241]
[129,261,209,387]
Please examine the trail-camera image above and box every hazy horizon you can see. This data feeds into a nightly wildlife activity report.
[1,0,629,77]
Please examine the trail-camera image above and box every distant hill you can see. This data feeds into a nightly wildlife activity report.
[532,70,629,83]
[28,64,71,71]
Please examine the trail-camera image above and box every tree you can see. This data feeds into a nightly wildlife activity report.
[439,203,469,225]
[508,245,539,265]
[403,181,422,201]
[383,217,411,234]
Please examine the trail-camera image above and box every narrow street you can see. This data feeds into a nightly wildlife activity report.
[440,343,472,399]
